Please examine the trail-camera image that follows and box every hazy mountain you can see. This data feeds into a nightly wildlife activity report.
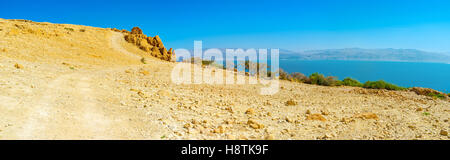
[181,48,450,63]
[280,48,450,63]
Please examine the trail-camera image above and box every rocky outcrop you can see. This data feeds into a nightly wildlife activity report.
[123,27,175,61]
[410,87,446,97]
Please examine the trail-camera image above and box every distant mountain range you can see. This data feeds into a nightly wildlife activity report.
[183,48,450,63]
[279,48,450,63]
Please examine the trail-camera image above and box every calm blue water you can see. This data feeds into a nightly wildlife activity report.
[279,60,450,93]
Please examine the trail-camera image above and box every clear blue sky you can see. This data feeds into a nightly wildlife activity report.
[2,0,450,52]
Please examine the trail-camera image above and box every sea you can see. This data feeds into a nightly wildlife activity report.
[279,60,450,93]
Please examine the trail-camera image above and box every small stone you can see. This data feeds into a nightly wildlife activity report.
[14,63,23,69]
[321,110,329,115]
[139,69,149,76]
[225,106,233,113]
[183,123,191,129]
[416,108,423,112]
[248,119,264,129]
[245,108,255,115]
[440,130,448,136]
[239,135,248,140]
[137,91,147,98]
[305,110,311,114]
[355,112,378,120]
[213,126,225,133]
[285,117,293,123]
[227,134,235,140]
[306,114,326,121]
[265,134,275,140]
[285,99,297,106]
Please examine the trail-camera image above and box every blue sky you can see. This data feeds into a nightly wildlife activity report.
[2,0,450,52]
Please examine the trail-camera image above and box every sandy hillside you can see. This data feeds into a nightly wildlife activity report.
[0,18,448,140]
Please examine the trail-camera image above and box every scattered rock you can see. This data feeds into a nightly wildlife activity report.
[321,110,329,115]
[306,114,326,121]
[440,130,448,136]
[157,89,170,97]
[416,108,423,112]
[285,117,293,123]
[245,108,255,115]
[139,69,149,76]
[285,99,297,106]
[305,110,311,114]
[137,91,147,98]
[265,134,275,140]
[355,112,379,120]
[227,134,235,140]
[184,123,191,129]
[213,126,225,134]
[247,119,264,129]
[410,87,444,97]
[14,63,23,69]
[225,106,233,113]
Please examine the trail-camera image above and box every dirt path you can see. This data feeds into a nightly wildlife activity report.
[11,73,111,139]
[0,34,160,139]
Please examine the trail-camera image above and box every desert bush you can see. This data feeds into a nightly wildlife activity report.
[279,69,291,80]
[342,77,363,87]
[202,60,215,66]
[326,76,343,86]
[64,27,74,31]
[363,80,405,90]
[290,72,308,82]
[140,57,147,64]
[308,72,326,85]
[427,92,446,99]
[79,29,86,32]
[307,73,341,86]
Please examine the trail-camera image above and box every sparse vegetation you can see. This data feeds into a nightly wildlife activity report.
[363,80,405,91]
[276,69,413,91]
[79,29,86,32]
[306,73,342,86]
[427,92,446,99]
[342,77,363,87]
[290,72,308,82]
[201,60,215,66]
[64,27,74,31]
[140,57,147,64]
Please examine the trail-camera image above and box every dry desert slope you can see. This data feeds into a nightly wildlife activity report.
[0,18,448,140]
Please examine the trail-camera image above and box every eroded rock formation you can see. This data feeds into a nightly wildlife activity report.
[123,27,175,61]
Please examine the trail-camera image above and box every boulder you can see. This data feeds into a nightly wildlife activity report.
[131,27,143,34]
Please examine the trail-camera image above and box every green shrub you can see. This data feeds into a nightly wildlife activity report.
[308,72,325,85]
[140,57,147,64]
[342,77,363,87]
[202,60,215,66]
[307,73,341,86]
[427,92,446,99]
[363,80,405,90]
[64,27,74,31]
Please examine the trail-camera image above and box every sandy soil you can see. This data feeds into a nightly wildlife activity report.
[0,18,448,140]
